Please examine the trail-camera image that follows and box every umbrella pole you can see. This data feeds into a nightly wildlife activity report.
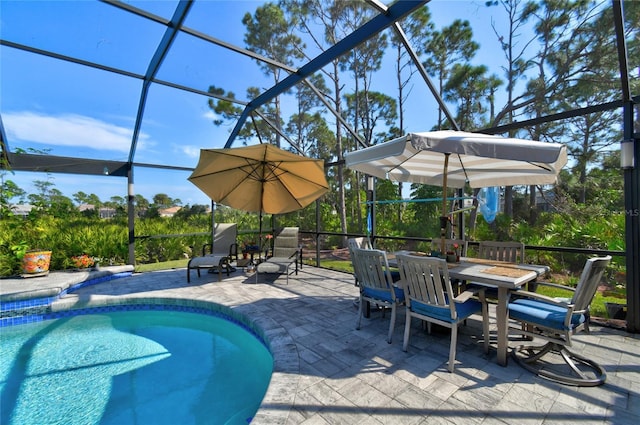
[441,154,450,255]
[259,211,263,258]
[211,200,216,250]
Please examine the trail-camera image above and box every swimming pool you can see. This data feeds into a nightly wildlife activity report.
[0,305,273,425]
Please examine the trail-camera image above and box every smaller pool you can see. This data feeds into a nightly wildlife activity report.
[0,306,273,425]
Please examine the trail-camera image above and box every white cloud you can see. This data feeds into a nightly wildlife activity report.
[3,111,151,153]
[202,110,218,122]
[180,145,202,159]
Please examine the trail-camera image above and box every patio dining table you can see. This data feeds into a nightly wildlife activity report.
[390,252,550,366]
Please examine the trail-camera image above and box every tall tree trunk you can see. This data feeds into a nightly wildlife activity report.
[334,61,348,248]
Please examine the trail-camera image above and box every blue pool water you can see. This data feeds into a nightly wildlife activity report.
[0,309,273,425]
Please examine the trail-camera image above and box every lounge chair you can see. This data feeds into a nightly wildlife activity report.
[187,223,238,282]
[255,227,301,284]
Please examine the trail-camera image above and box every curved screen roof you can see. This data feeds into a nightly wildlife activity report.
[1,0,432,202]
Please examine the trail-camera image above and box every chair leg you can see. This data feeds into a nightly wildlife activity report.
[449,325,458,373]
[356,295,363,330]
[403,310,411,352]
[387,304,396,344]
[481,302,490,354]
[511,341,606,386]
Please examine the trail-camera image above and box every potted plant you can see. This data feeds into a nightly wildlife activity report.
[18,215,54,277]
[19,245,52,277]
[71,254,95,270]
[445,243,460,263]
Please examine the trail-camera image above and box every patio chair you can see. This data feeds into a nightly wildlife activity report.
[354,248,405,344]
[255,227,301,284]
[508,256,611,386]
[397,254,489,373]
[348,236,373,251]
[477,240,525,263]
[467,240,526,296]
[187,223,238,283]
[347,237,373,286]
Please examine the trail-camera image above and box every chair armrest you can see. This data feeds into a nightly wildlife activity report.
[534,281,576,293]
[454,290,476,303]
[511,290,573,308]
[288,248,300,259]
[201,243,213,256]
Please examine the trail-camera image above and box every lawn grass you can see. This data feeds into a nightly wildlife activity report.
[535,285,625,319]
[134,259,189,273]
[318,259,354,274]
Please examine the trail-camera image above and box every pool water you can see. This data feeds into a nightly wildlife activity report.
[0,309,273,425]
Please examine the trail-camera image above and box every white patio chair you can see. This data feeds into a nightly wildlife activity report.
[354,248,405,344]
[477,240,525,263]
[397,254,489,373]
[468,241,526,296]
[348,236,373,251]
[347,237,373,286]
[508,256,611,386]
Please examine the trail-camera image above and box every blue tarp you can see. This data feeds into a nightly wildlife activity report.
[478,187,499,223]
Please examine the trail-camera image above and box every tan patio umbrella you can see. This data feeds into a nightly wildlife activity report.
[345,131,568,254]
[189,144,329,240]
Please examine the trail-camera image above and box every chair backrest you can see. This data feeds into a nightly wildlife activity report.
[347,238,372,286]
[431,239,467,257]
[212,223,237,255]
[272,227,299,258]
[571,256,612,311]
[348,237,372,251]
[355,248,397,298]
[397,254,457,319]
[478,241,525,263]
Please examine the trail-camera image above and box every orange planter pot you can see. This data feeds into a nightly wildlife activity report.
[21,250,52,277]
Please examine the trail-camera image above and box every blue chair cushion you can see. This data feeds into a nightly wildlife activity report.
[363,286,405,303]
[411,298,482,323]
[509,298,584,331]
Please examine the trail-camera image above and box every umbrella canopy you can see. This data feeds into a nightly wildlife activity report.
[345,130,567,253]
[344,130,568,189]
[188,144,329,215]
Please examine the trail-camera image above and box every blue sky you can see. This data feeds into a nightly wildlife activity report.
[1,0,515,206]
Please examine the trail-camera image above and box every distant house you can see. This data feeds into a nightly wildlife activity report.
[78,204,115,219]
[159,206,182,217]
[99,207,117,219]
[78,204,95,212]
[536,190,556,212]
[9,204,34,217]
